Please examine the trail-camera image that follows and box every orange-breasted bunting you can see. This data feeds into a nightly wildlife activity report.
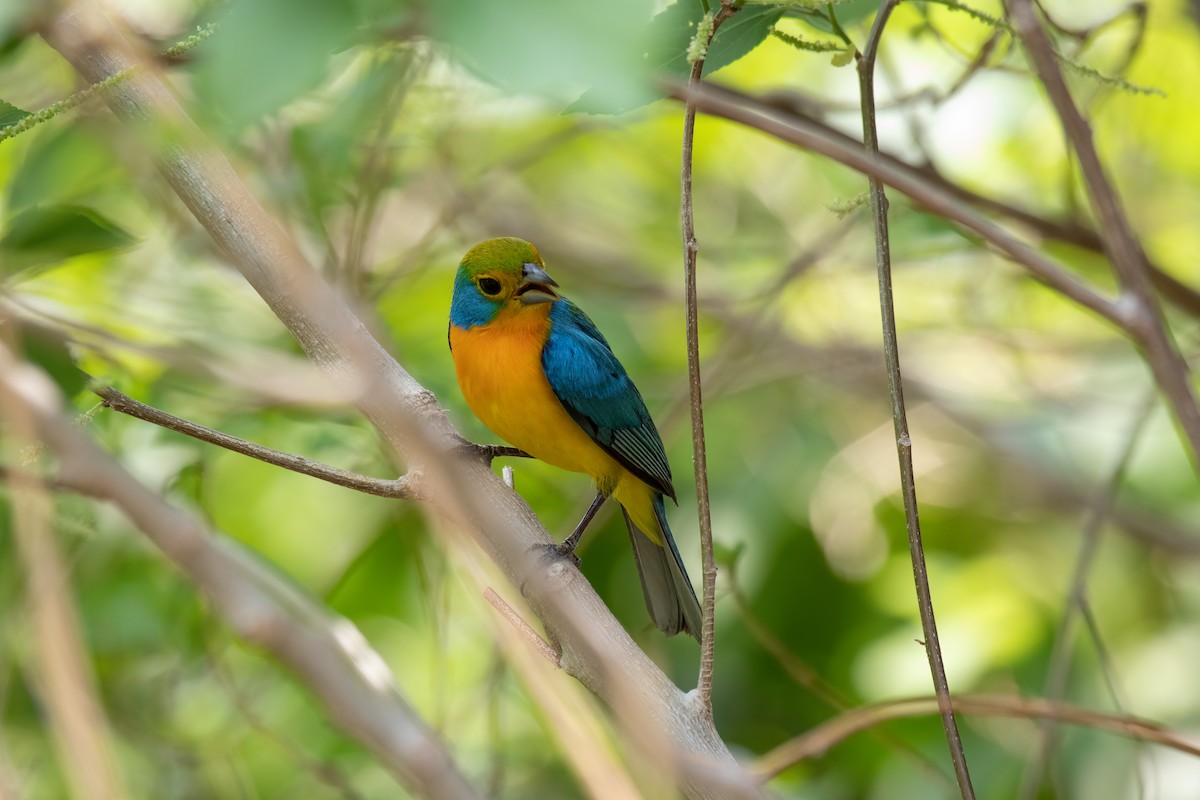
[448,237,702,639]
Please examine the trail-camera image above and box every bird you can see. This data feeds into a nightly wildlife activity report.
[448,237,702,640]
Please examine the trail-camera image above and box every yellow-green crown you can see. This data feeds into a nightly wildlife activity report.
[459,237,544,277]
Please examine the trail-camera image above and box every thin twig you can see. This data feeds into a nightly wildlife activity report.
[93,385,420,499]
[856,4,975,797]
[754,693,1200,778]
[1010,0,1200,471]
[1019,391,1156,799]
[680,0,737,717]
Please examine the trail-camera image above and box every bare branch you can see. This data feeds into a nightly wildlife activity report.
[1010,0,1200,469]
[93,384,421,499]
[0,341,482,800]
[755,693,1200,778]
[856,5,975,797]
[679,0,737,723]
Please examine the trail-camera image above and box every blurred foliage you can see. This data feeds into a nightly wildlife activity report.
[2,0,1200,798]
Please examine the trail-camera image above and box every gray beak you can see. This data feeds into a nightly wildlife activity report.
[517,262,561,305]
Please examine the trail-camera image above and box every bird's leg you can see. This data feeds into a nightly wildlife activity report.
[555,492,607,564]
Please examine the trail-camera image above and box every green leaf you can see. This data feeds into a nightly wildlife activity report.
[568,3,784,114]
[1,205,137,274]
[704,7,786,75]
[21,328,86,398]
[0,98,29,127]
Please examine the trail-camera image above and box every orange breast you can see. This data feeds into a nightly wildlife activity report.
[450,306,623,493]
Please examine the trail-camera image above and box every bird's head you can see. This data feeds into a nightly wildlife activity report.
[451,237,562,329]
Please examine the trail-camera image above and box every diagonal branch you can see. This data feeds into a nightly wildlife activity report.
[1009,0,1200,471]
[667,79,1200,472]
[93,385,421,499]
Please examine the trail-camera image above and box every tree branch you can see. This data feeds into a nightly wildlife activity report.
[667,78,1200,471]
[1014,0,1200,469]
[680,0,736,722]
[650,79,1200,317]
[755,693,1200,778]
[856,5,975,797]
[93,384,421,499]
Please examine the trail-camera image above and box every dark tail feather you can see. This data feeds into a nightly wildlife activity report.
[622,495,702,641]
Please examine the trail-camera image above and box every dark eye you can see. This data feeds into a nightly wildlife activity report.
[478,277,502,296]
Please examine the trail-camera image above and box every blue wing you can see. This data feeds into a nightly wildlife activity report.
[542,299,675,500]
